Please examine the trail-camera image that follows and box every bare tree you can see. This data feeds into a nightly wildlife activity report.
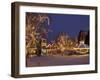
[26,13,50,57]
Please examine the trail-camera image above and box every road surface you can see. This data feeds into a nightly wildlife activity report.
[26,54,89,67]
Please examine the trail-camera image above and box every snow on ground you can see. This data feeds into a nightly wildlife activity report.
[26,54,89,67]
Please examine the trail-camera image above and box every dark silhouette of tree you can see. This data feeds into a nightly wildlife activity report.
[78,30,86,44]
[85,30,89,46]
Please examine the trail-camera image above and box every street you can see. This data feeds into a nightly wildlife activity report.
[26,54,89,67]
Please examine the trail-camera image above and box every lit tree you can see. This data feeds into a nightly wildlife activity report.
[26,13,50,57]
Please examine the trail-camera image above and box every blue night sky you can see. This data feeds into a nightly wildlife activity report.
[46,13,89,42]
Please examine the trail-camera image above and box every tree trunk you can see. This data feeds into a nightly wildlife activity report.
[37,38,42,56]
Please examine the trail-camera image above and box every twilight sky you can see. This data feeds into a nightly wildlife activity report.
[46,13,89,42]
